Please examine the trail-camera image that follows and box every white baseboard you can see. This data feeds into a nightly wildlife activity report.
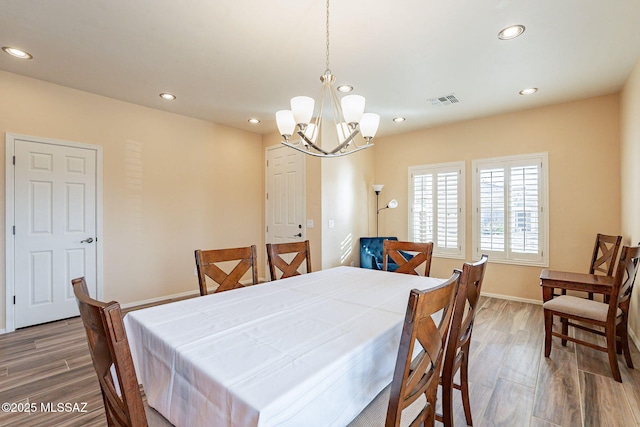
[120,289,200,309]
[119,277,269,310]
[0,329,5,334]
[480,291,542,306]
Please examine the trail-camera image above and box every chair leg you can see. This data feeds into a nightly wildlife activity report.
[544,310,553,357]
[460,351,473,426]
[605,327,622,382]
[618,321,634,369]
[561,317,568,346]
[440,364,454,427]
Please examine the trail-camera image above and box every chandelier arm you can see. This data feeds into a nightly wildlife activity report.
[329,130,360,154]
[297,130,331,155]
[283,142,373,158]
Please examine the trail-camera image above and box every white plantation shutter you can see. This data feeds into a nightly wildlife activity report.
[479,168,505,252]
[473,153,548,266]
[412,173,433,243]
[437,172,459,249]
[409,162,464,258]
[509,165,539,254]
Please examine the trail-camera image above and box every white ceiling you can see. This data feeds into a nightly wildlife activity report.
[1,0,640,138]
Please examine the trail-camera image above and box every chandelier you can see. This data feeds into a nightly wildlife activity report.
[275,0,380,158]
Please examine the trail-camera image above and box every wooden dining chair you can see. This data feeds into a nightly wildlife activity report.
[383,240,434,276]
[72,277,149,427]
[436,254,489,427]
[559,234,622,300]
[348,270,461,427]
[543,245,640,382]
[195,245,258,295]
[266,240,311,280]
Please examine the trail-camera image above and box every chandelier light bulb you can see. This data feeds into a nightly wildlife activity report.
[276,110,296,137]
[341,95,365,125]
[360,113,380,140]
[291,96,315,125]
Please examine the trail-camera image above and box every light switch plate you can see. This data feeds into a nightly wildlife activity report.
[328,219,335,229]
[307,219,314,228]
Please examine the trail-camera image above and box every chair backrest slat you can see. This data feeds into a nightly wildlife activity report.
[385,270,461,427]
[195,245,258,295]
[442,255,488,392]
[590,234,622,276]
[612,245,640,310]
[72,277,148,427]
[383,240,434,276]
[266,240,311,280]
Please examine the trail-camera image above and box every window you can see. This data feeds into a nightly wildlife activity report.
[472,153,548,266]
[409,162,465,258]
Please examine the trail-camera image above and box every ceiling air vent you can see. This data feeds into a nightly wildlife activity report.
[428,94,460,107]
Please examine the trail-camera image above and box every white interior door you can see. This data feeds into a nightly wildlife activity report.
[13,138,98,328]
[266,146,305,245]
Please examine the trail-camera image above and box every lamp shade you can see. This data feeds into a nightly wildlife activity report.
[372,184,384,192]
[341,95,365,124]
[291,96,315,125]
[387,199,398,209]
[276,110,296,137]
[336,122,350,143]
[360,113,380,139]
[304,123,318,143]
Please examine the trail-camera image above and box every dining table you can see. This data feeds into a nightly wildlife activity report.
[123,266,445,427]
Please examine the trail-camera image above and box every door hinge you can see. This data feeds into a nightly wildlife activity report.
[12,225,15,235]
[13,156,16,165]
[13,296,16,305]
[266,226,269,233]
[266,193,269,200]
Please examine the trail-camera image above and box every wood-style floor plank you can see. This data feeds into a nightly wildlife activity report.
[532,338,582,427]
[580,370,636,427]
[467,328,514,389]
[480,378,534,426]
[499,329,543,387]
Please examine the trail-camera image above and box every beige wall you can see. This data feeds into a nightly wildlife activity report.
[1,70,264,330]
[321,146,375,269]
[373,94,621,302]
[621,58,640,340]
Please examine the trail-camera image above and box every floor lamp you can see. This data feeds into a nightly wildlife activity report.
[372,184,398,237]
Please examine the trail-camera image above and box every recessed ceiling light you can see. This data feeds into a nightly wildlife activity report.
[519,87,538,95]
[337,85,353,93]
[498,25,525,40]
[393,117,406,123]
[159,93,176,100]
[248,118,260,124]
[2,46,33,59]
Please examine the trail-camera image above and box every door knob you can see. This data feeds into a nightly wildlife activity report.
[80,237,94,244]
[293,233,302,238]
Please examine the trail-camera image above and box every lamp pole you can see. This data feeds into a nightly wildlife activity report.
[375,190,381,237]
[372,184,384,237]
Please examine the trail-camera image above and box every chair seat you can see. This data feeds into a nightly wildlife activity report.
[347,384,424,427]
[543,295,622,322]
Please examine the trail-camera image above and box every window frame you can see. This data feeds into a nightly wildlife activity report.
[408,161,465,259]
[471,152,549,267]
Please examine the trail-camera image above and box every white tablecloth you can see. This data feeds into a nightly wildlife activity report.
[124,266,444,427]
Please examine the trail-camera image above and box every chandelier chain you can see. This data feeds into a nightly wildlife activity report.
[325,0,330,73]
